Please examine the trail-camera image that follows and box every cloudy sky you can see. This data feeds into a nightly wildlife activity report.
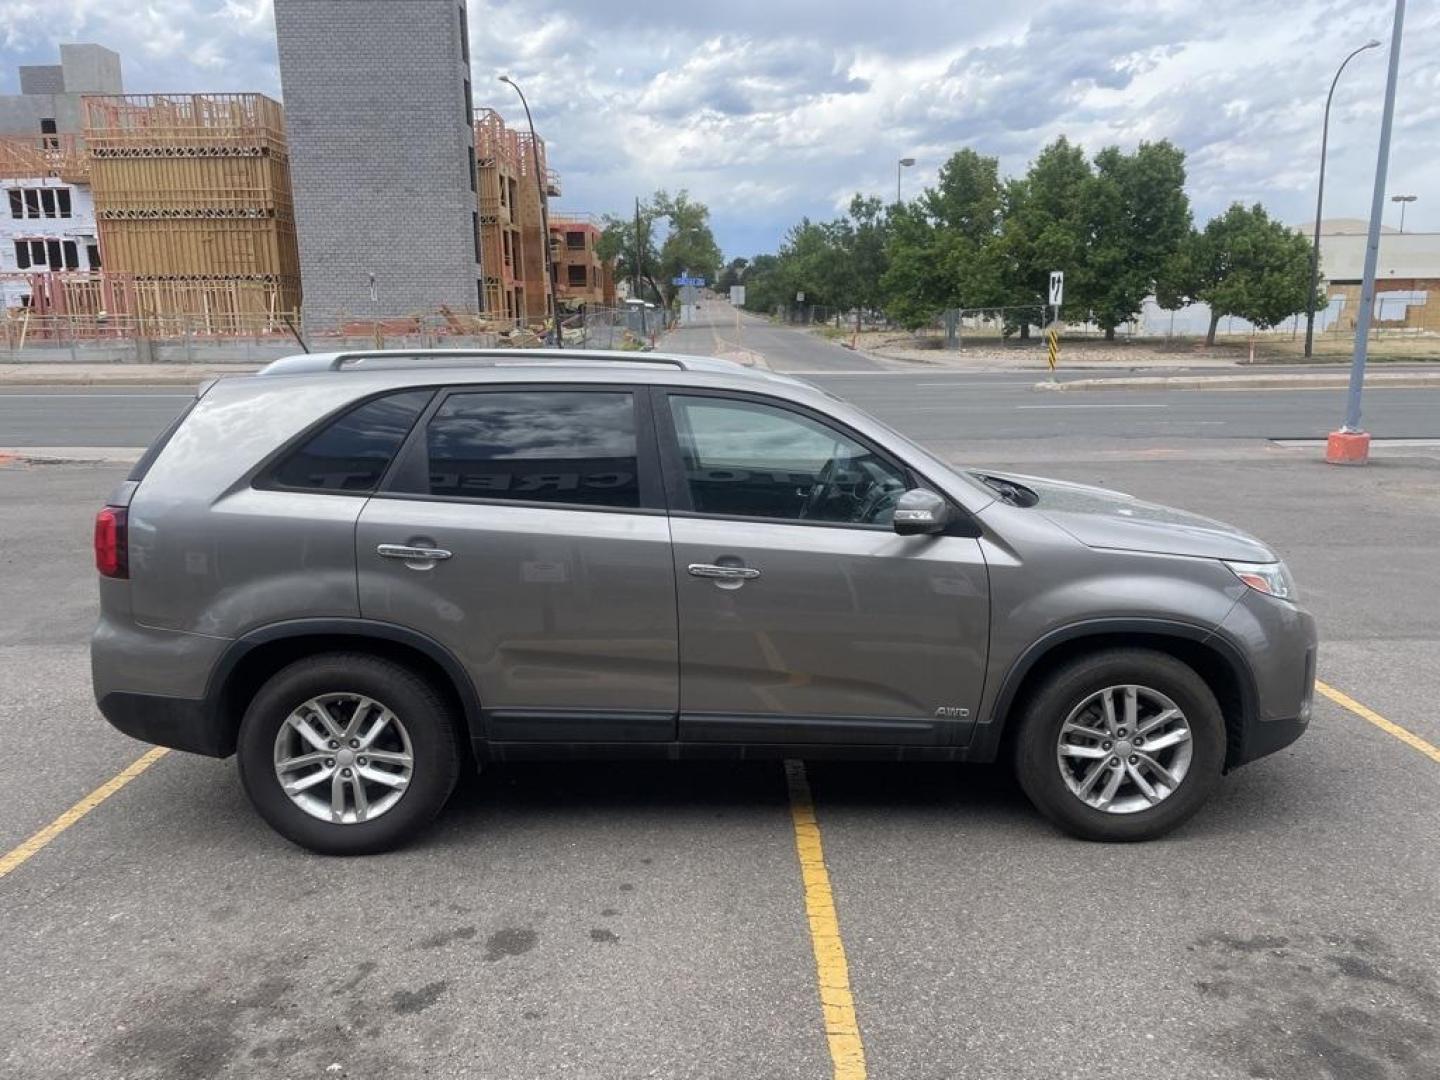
[2,0,1436,258]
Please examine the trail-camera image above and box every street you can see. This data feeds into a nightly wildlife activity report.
[2,316,1439,1079]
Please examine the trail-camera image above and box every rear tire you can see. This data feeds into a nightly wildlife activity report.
[236,653,461,855]
[1013,648,1225,842]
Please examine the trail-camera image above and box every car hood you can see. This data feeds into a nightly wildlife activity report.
[978,471,1276,562]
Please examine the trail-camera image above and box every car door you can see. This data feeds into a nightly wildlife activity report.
[356,384,678,742]
[658,389,989,746]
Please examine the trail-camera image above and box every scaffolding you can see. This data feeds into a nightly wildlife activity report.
[82,94,300,319]
[514,129,552,322]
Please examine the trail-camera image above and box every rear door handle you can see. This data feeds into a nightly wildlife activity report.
[377,543,452,561]
[687,563,760,580]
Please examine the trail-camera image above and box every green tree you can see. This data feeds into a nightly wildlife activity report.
[651,189,723,308]
[1166,204,1321,344]
[1084,141,1191,339]
[880,149,1005,329]
[997,138,1092,337]
[598,205,661,303]
[715,257,749,294]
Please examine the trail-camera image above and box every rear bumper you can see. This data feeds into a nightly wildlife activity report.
[97,691,233,758]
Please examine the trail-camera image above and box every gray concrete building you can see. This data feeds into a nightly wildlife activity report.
[0,44,123,136]
[274,0,481,326]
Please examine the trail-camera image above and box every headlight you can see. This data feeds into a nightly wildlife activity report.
[1223,559,1296,601]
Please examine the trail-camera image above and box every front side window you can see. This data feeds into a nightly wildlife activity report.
[669,395,907,526]
[423,390,640,508]
[269,390,431,492]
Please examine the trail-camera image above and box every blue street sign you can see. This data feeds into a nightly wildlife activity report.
[671,275,706,287]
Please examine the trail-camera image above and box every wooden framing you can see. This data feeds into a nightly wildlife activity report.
[82,93,299,316]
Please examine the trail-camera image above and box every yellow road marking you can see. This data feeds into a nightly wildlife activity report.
[785,759,867,1080]
[0,747,169,880]
[1316,680,1440,765]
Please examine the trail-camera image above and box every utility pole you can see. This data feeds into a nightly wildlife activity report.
[1327,0,1405,465]
[635,196,647,339]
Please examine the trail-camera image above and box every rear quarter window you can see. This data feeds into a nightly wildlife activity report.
[266,390,432,493]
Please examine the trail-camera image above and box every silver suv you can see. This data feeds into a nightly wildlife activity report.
[92,349,1316,853]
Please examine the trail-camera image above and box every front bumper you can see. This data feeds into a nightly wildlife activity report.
[1217,589,1318,768]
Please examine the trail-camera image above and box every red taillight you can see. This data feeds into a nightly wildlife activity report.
[94,506,128,579]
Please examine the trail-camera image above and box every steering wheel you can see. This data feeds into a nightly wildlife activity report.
[798,458,840,520]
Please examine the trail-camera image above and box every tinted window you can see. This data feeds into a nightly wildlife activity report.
[270,391,431,492]
[425,391,640,508]
[670,395,907,525]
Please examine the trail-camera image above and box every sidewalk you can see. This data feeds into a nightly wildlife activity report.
[1037,371,1440,392]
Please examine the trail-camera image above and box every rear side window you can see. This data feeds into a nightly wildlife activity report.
[269,391,431,492]
[422,390,640,508]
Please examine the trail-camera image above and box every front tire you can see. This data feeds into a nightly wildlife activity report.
[1013,648,1225,842]
[237,653,461,855]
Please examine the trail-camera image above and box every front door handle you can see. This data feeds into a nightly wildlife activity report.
[687,563,760,580]
[378,543,453,562]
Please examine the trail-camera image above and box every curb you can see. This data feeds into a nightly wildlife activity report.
[0,447,145,465]
[1034,372,1440,392]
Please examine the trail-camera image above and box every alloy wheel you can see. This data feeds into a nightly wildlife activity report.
[1055,684,1194,814]
[273,693,414,825]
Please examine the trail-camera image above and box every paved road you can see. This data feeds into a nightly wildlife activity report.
[2,315,1440,1079]
[4,371,1440,450]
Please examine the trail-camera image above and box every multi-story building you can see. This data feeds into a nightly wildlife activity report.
[474,108,525,322]
[549,214,615,310]
[275,0,481,327]
[0,45,116,312]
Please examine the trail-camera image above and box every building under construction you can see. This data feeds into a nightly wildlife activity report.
[81,93,299,329]
[550,214,616,310]
[475,107,562,325]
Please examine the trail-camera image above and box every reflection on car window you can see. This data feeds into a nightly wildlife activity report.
[270,390,431,492]
[670,396,906,525]
[425,391,640,508]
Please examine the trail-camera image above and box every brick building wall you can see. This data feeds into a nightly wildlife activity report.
[274,0,479,326]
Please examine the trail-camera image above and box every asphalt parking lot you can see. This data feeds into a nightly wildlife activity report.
[3,341,1440,1078]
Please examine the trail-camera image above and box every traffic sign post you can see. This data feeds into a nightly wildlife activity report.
[1046,271,1063,375]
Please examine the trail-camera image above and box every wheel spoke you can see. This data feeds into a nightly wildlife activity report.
[330,771,347,820]
[343,696,376,740]
[1125,761,1161,804]
[283,765,334,794]
[1141,728,1191,753]
[1094,763,1125,809]
[1122,686,1139,730]
[358,711,393,750]
[1060,742,1109,760]
[1100,689,1118,732]
[362,748,411,767]
[287,713,331,752]
[1074,759,1109,798]
[1137,707,1182,737]
[1133,751,1179,790]
[349,775,370,821]
[276,750,329,774]
[358,764,407,789]
[1062,721,1109,741]
[308,699,347,740]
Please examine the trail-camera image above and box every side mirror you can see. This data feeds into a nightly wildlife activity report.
[892,488,950,536]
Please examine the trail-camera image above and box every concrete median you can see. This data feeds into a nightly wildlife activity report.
[1034,371,1440,392]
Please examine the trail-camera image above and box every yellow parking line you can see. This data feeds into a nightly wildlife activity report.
[0,747,169,880]
[1316,680,1440,764]
[785,760,867,1080]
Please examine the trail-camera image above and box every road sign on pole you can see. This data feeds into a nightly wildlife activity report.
[729,285,746,306]
[671,275,707,287]
[796,291,805,302]
[1048,271,1064,307]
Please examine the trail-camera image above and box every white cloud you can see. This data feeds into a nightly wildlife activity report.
[1,0,1435,256]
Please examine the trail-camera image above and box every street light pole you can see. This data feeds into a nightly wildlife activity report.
[499,74,560,348]
[1328,0,1406,465]
[896,157,915,205]
[1304,39,1380,359]
[1390,193,1417,232]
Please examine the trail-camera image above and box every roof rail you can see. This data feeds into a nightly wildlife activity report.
[257,348,698,377]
